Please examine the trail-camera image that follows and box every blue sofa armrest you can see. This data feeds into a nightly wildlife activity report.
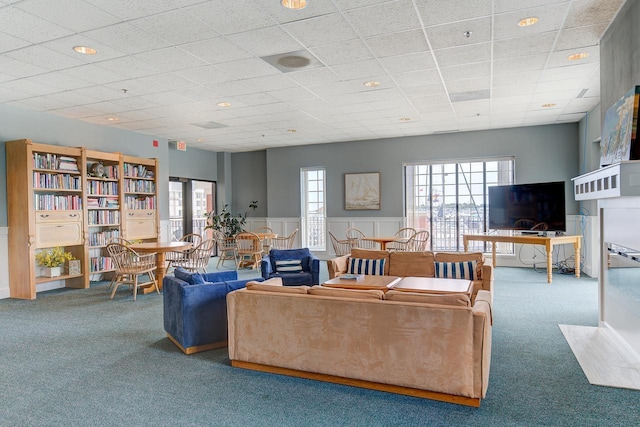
[309,253,320,285]
[163,274,264,354]
[203,270,238,283]
[260,255,273,280]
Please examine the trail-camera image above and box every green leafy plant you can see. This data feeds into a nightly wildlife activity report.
[205,201,258,238]
[36,247,75,268]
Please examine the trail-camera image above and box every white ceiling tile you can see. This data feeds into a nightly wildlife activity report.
[366,29,430,58]
[286,68,341,86]
[93,56,161,80]
[564,0,625,28]
[492,70,541,86]
[41,34,127,63]
[27,72,93,91]
[493,32,557,60]
[258,0,338,24]
[539,64,597,82]
[493,54,548,75]
[329,60,388,81]
[227,27,303,57]
[61,64,127,84]
[283,13,359,48]
[434,42,491,68]
[180,37,253,65]
[492,83,537,97]
[214,58,281,80]
[547,45,599,68]
[131,8,221,45]
[241,74,300,92]
[555,24,608,50]
[493,4,570,40]
[15,0,120,32]
[378,52,437,74]
[425,17,491,50]
[0,56,49,78]
[446,77,490,94]
[5,96,72,111]
[344,0,421,37]
[132,48,208,72]
[180,0,276,35]
[0,31,31,54]
[85,0,204,20]
[395,69,441,88]
[309,39,374,65]
[268,87,318,102]
[83,23,172,55]
[0,7,73,43]
[7,45,84,72]
[416,0,492,27]
[174,66,234,86]
[441,62,491,81]
[493,0,567,14]
[405,83,448,98]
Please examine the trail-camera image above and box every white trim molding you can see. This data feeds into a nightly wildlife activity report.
[0,227,9,299]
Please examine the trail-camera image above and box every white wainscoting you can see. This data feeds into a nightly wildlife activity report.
[0,227,9,299]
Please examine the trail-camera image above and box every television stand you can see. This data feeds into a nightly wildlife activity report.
[462,234,582,284]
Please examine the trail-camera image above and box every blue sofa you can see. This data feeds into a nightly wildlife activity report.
[260,248,320,286]
[163,268,263,354]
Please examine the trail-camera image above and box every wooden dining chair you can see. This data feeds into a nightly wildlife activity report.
[386,227,417,250]
[170,238,215,273]
[346,228,378,249]
[269,228,298,250]
[235,232,263,270]
[214,231,238,269]
[408,230,431,251]
[166,233,202,271]
[106,242,157,301]
[328,231,352,256]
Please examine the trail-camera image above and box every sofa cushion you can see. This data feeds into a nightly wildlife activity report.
[435,252,484,279]
[385,289,470,306]
[435,261,478,280]
[347,257,386,275]
[309,286,384,300]
[247,277,283,287]
[275,259,303,273]
[174,268,205,285]
[246,283,309,294]
[350,249,390,275]
[388,251,435,277]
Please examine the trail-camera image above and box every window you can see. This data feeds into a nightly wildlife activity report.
[301,168,326,250]
[404,158,514,252]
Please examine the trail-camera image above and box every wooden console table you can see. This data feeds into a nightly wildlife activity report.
[462,234,581,284]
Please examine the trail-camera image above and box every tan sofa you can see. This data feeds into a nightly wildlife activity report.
[328,248,493,302]
[227,283,493,407]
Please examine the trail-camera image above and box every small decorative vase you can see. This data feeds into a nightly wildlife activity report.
[68,260,81,275]
[44,266,62,277]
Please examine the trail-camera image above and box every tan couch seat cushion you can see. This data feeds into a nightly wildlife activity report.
[349,248,390,275]
[246,283,309,294]
[309,286,384,300]
[385,289,470,306]
[247,277,283,287]
[435,252,484,279]
[388,251,435,277]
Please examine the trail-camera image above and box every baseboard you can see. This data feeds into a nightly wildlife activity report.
[231,359,481,407]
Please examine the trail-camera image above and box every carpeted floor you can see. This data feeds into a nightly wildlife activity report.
[0,262,638,426]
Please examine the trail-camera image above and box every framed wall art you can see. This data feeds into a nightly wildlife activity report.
[345,172,380,210]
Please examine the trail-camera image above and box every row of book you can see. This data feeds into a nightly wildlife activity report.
[33,153,79,172]
[125,195,156,210]
[87,197,119,209]
[123,163,151,178]
[87,181,118,195]
[33,172,82,190]
[88,210,120,225]
[88,229,120,247]
[124,179,155,193]
[34,195,82,210]
[89,256,113,273]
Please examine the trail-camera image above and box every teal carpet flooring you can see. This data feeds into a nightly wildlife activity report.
[0,262,639,426]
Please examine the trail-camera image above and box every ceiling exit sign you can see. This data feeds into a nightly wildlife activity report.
[176,140,187,151]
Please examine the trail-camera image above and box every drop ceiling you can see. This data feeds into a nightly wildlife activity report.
[0,0,625,152]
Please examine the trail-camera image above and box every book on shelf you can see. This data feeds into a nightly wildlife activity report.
[340,274,365,281]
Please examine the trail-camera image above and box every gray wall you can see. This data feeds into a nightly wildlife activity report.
[168,143,218,182]
[600,0,640,122]
[231,150,267,217]
[577,104,603,216]
[260,124,579,218]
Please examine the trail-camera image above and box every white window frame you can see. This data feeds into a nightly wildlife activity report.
[301,167,326,251]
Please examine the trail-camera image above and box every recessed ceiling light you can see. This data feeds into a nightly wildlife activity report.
[364,81,380,88]
[281,0,307,9]
[518,17,539,27]
[463,31,472,38]
[399,117,411,122]
[73,46,97,55]
[542,103,556,108]
[106,117,119,122]
[568,52,589,61]
[216,102,231,107]
[287,129,297,133]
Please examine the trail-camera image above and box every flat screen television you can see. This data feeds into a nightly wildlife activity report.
[488,181,566,232]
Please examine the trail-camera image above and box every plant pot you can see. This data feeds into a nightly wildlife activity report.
[68,260,81,275]
[44,266,62,277]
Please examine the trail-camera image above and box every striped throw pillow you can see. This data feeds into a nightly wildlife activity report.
[275,259,303,273]
[434,261,478,280]
[347,258,385,276]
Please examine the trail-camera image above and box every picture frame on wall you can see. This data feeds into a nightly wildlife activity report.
[600,85,640,167]
[345,172,380,210]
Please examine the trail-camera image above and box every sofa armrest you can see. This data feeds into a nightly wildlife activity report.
[473,290,493,325]
[202,270,238,283]
[327,254,350,279]
[480,264,494,296]
[309,253,320,285]
[260,256,273,280]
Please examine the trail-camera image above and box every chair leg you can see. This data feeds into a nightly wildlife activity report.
[150,271,159,295]
[110,278,120,299]
[133,275,138,301]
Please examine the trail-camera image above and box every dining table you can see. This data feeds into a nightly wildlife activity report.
[129,241,192,293]
[359,236,401,250]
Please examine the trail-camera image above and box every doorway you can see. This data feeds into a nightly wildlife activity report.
[169,178,215,241]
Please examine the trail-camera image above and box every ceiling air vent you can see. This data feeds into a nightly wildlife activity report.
[191,121,227,129]
[449,89,490,103]
[261,49,323,73]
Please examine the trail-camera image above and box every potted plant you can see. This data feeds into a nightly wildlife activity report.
[36,247,76,277]
[205,201,258,238]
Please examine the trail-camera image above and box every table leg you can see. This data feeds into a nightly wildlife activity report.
[492,242,497,268]
[574,238,581,278]
[141,252,166,294]
[546,242,553,284]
